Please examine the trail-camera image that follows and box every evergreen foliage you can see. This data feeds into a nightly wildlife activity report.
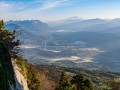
[56,71,72,90]
[0,20,17,90]
[0,20,19,55]
[71,74,93,90]
[15,55,27,77]
[56,71,93,90]
[26,65,41,90]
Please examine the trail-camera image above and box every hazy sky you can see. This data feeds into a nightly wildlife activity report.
[0,0,120,21]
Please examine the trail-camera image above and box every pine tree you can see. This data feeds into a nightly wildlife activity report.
[71,74,93,90]
[56,70,72,90]
[71,74,85,90]
[0,20,19,90]
[84,79,93,90]
[0,20,19,55]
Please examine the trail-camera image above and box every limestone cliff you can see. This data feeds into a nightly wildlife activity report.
[10,60,29,90]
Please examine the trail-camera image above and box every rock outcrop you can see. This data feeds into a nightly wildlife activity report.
[9,60,29,90]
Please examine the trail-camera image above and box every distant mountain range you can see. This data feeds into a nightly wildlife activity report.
[4,18,120,72]
[47,17,120,33]
[5,17,120,33]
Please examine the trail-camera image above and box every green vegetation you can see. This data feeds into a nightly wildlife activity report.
[71,74,93,90]
[39,66,120,90]
[56,71,72,90]
[0,20,19,55]
[0,20,17,90]
[0,45,16,90]
[26,64,41,90]
[56,71,93,90]
[15,56,27,77]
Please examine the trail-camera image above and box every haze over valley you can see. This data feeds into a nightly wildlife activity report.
[5,17,120,72]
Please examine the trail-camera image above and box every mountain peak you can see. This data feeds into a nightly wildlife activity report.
[64,16,82,21]
[5,20,50,33]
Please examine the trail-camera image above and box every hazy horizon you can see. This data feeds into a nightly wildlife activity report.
[3,17,120,22]
[1,0,120,21]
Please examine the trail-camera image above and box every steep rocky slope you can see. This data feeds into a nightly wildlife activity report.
[11,59,29,90]
[11,56,55,90]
